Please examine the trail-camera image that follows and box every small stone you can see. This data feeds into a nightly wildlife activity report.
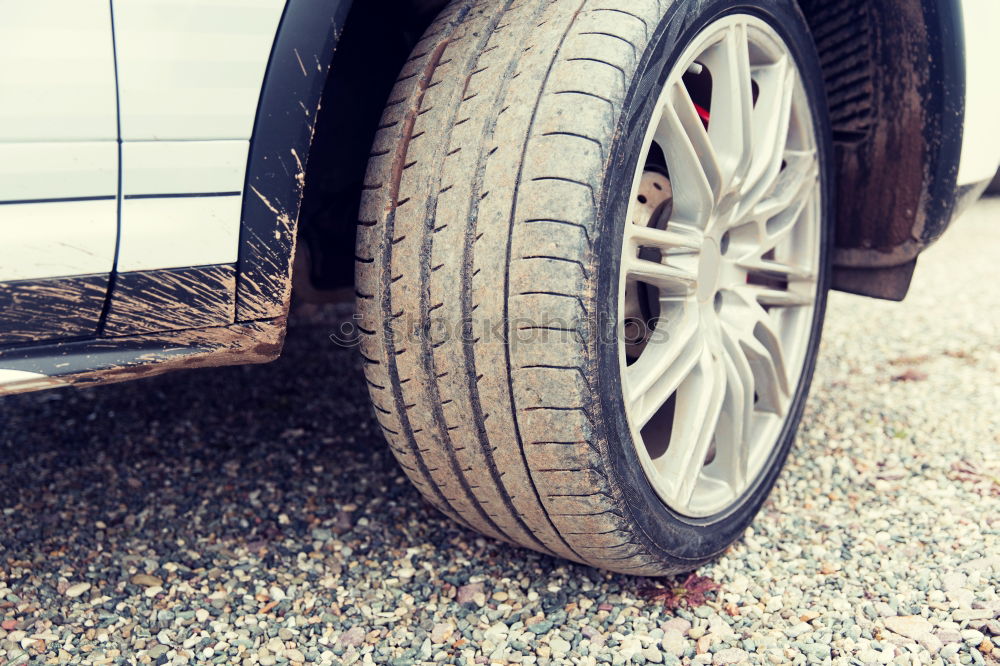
[954,609,995,622]
[131,573,163,587]
[457,582,484,606]
[196,609,210,624]
[65,583,91,598]
[661,631,687,657]
[963,629,986,645]
[278,628,294,641]
[550,637,571,655]
[643,646,664,664]
[713,648,748,665]
[311,527,332,541]
[430,623,454,644]
[784,623,811,638]
[919,633,943,654]
[940,644,960,660]
[938,630,964,644]
[884,615,933,640]
[147,645,169,659]
[528,620,554,635]
[338,626,366,647]
[661,619,692,636]
[801,644,831,661]
[286,648,305,662]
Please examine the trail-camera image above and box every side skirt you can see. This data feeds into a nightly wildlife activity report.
[0,317,285,397]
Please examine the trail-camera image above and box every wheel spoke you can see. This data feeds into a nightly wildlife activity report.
[625,310,701,429]
[702,21,754,191]
[720,287,792,413]
[622,254,698,294]
[624,222,702,254]
[657,82,723,227]
[737,57,795,214]
[670,343,728,509]
[748,285,815,307]
[736,256,815,283]
[716,325,756,490]
[752,149,819,234]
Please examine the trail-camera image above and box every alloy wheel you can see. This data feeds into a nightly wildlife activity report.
[619,14,822,518]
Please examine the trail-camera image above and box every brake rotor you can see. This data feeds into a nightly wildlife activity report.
[624,169,673,361]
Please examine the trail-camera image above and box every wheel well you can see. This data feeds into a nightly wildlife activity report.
[296,0,448,296]
[796,0,963,300]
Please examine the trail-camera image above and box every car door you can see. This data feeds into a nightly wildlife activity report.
[0,0,120,344]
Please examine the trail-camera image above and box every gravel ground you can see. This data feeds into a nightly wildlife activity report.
[1,199,999,666]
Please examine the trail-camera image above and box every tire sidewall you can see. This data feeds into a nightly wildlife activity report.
[594,0,834,565]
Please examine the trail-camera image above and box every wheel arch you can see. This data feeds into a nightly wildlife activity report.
[796,0,965,300]
[288,1,451,300]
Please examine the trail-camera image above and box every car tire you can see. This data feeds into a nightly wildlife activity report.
[356,0,832,575]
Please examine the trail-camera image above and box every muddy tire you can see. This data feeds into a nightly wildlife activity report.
[356,0,832,575]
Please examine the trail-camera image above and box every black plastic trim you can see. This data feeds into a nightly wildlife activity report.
[0,274,110,346]
[103,264,237,336]
[916,0,964,247]
[235,0,354,322]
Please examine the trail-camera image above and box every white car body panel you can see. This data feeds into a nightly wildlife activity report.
[116,141,249,272]
[0,143,118,202]
[0,142,118,281]
[0,1,118,141]
[110,0,285,274]
[117,196,244,272]
[113,0,285,140]
[0,0,119,283]
[957,0,1000,186]
[0,200,118,282]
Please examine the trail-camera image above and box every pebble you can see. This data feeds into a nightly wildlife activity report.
[662,630,687,657]
[963,629,986,645]
[430,623,454,644]
[131,573,163,587]
[661,619,692,636]
[64,583,90,598]
[338,626,366,647]
[713,648,748,664]
[147,645,169,659]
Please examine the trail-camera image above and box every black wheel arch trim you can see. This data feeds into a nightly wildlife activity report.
[235,0,355,322]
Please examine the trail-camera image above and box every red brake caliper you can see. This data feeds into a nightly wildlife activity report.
[693,102,710,127]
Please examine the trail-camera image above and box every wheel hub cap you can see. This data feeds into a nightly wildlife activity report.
[696,238,721,302]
